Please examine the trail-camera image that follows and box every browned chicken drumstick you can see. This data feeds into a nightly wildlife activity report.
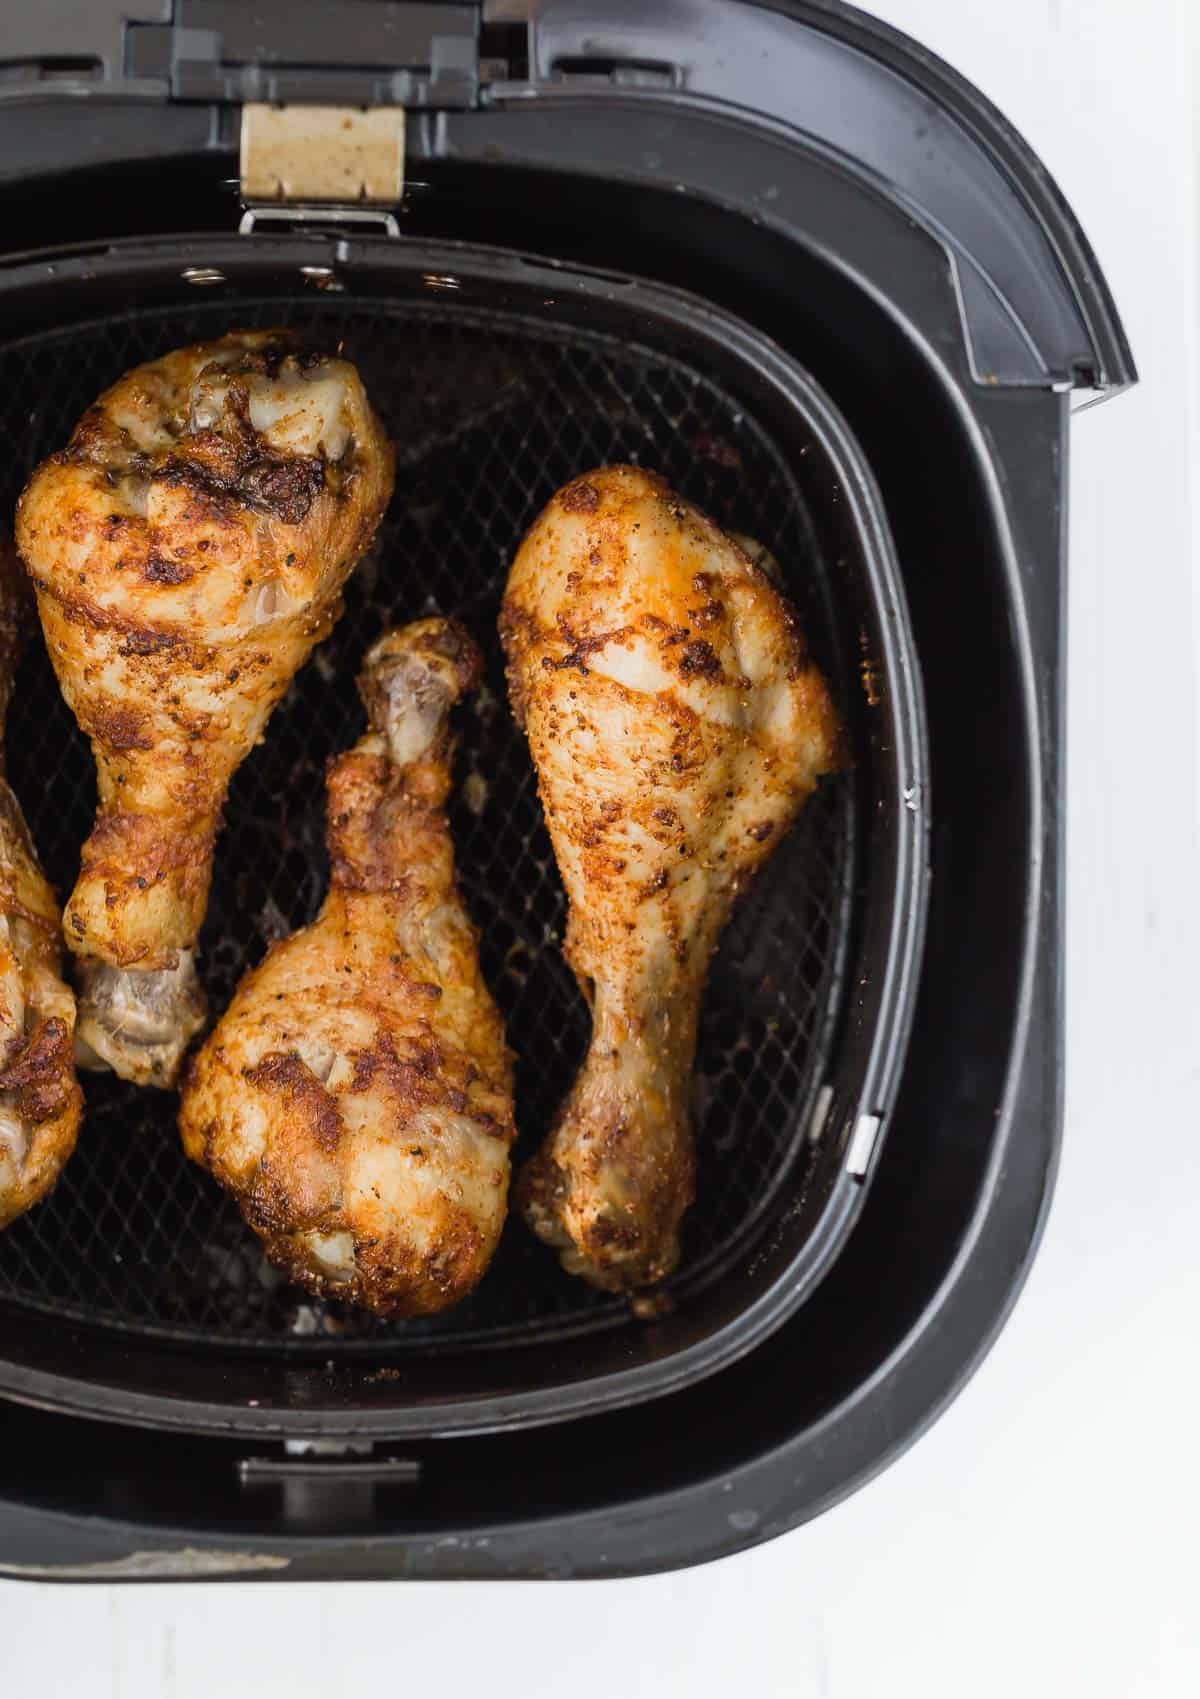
[180,619,515,1317]
[15,332,394,1087]
[501,467,840,1291]
[0,539,82,1230]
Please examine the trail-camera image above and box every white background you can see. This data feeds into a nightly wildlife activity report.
[3,2,1198,1693]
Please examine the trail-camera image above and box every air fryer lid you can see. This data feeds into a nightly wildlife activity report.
[0,1,1134,398]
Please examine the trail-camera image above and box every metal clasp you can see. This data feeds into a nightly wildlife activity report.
[239,103,405,236]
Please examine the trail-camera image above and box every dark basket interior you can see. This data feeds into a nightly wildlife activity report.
[0,296,854,1356]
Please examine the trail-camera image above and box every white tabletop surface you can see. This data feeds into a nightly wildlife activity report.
[3,2,1198,1693]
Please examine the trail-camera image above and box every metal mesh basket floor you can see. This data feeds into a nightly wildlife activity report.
[0,296,854,1355]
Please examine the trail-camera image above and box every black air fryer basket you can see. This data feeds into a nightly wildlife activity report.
[0,0,1133,1580]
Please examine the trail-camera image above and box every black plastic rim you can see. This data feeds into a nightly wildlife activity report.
[0,235,928,1438]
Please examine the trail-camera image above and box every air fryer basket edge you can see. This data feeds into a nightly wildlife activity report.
[0,236,927,1438]
[0,379,1065,1581]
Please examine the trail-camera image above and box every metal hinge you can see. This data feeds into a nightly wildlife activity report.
[238,1441,423,1527]
[239,1439,422,1485]
[238,104,407,237]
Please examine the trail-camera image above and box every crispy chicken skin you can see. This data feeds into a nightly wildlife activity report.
[501,466,840,1291]
[0,538,83,1230]
[15,331,394,1087]
[179,619,515,1317]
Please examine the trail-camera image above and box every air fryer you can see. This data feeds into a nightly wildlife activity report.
[0,0,1134,1581]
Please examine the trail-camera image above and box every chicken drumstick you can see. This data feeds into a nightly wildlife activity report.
[180,619,515,1317]
[16,331,394,1086]
[501,466,840,1291]
[0,539,82,1229]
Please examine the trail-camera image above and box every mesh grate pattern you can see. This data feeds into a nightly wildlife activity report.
[0,297,854,1354]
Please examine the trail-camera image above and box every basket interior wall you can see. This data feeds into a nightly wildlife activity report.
[0,293,856,1357]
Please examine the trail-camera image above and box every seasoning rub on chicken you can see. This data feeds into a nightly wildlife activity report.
[0,538,82,1230]
[15,331,394,1087]
[501,466,840,1291]
[180,619,515,1318]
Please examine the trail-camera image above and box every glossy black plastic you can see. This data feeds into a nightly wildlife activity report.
[0,0,1135,1578]
[0,369,1064,1578]
[0,237,926,1437]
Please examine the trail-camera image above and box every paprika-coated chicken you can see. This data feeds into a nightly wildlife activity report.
[501,466,840,1291]
[180,619,515,1318]
[0,538,82,1230]
[15,331,394,1087]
